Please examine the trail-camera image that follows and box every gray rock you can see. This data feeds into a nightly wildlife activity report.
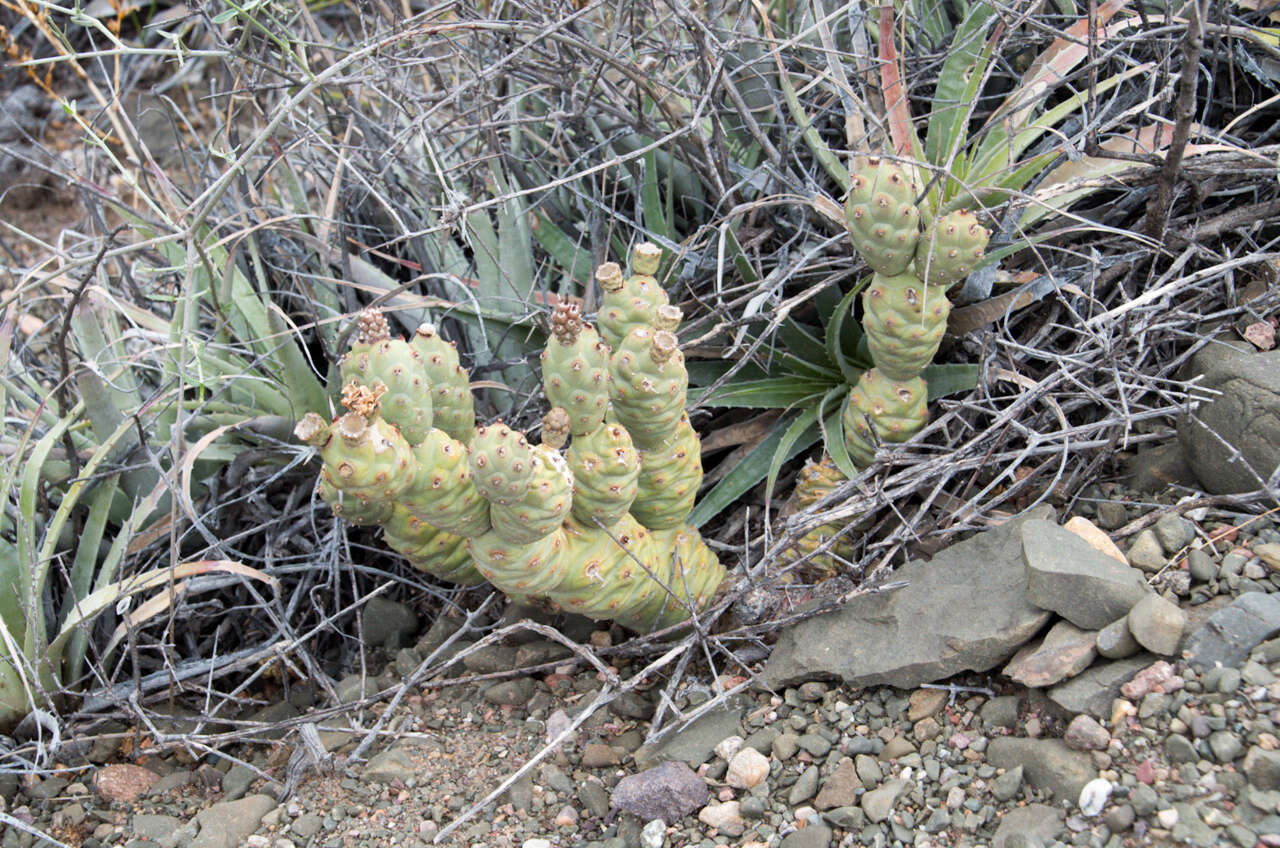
[1209,731,1244,763]
[772,732,799,761]
[462,645,517,674]
[579,780,610,818]
[986,738,1094,803]
[1184,593,1280,671]
[861,778,909,823]
[1172,802,1219,847]
[1167,734,1198,763]
[980,695,1021,729]
[610,761,708,825]
[992,804,1063,848]
[362,747,416,784]
[992,765,1023,801]
[1125,442,1199,494]
[1047,655,1154,718]
[1154,515,1196,554]
[132,814,182,841]
[1096,616,1141,659]
[633,698,746,770]
[789,765,819,805]
[482,677,535,706]
[361,597,418,648]
[1095,502,1128,530]
[190,794,276,848]
[854,754,882,785]
[1023,519,1151,629]
[1002,620,1097,687]
[780,824,833,848]
[1178,349,1280,494]
[610,691,656,721]
[1245,747,1280,790]
[1131,783,1158,816]
[1127,594,1186,656]
[1127,530,1168,573]
[1105,804,1135,832]
[1188,549,1217,582]
[763,507,1055,689]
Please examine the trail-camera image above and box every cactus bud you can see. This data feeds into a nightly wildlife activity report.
[596,262,625,294]
[542,407,571,449]
[632,242,662,276]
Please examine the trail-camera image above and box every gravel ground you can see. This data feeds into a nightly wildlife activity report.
[4,498,1280,848]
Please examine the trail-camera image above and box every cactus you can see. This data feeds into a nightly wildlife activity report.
[597,243,671,350]
[784,457,858,578]
[861,273,951,382]
[409,323,475,443]
[567,421,639,527]
[845,157,921,276]
[302,250,724,631]
[842,370,928,468]
[631,413,701,530]
[399,429,491,538]
[541,302,611,436]
[608,326,687,451]
[915,210,990,288]
[469,422,536,507]
[490,445,574,545]
[382,505,485,585]
[339,311,433,445]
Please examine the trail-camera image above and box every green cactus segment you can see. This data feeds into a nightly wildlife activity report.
[317,411,413,504]
[631,413,701,530]
[845,157,922,276]
[862,273,951,381]
[490,445,574,545]
[339,335,433,446]
[469,422,536,506]
[556,514,660,620]
[915,210,990,287]
[410,323,475,443]
[399,429,491,537]
[317,475,394,526]
[609,327,688,451]
[597,246,671,350]
[567,421,639,527]
[842,370,929,468]
[468,527,571,606]
[383,505,486,585]
[627,525,725,631]
[541,303,612,436]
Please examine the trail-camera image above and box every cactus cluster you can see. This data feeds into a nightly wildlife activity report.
[788,156,989,572]
[298,245,724,631]
[842,156,987,464]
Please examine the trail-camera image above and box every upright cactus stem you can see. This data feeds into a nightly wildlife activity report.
[541,302,611,436]
[306,260,724,630]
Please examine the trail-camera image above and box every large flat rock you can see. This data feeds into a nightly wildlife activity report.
[1184,593,1280,671]
[762,508,1054,690]
[986,738,1094,803]
[1022,519,1151,629]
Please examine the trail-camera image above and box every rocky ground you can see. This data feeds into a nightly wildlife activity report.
[3,493,1280,848]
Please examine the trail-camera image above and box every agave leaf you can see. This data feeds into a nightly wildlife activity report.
[923,363,982,398]
[688,408,822,528]
[982,0,1132,138]
[821,386,859,480]
[1018,123,1225,229]
[696,377,830,409]
[779,318,840,376]
[825,281,869,386]
[530,213,594,289]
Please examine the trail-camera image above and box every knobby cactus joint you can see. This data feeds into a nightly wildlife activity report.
[298,244,725,631]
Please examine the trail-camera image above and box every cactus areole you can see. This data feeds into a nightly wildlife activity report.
[299,245,724,631]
